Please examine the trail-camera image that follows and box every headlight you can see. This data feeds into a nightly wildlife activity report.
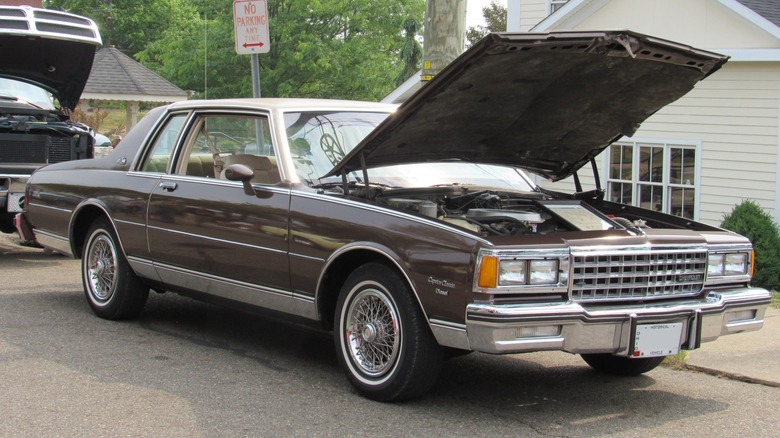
[529,260,559,284]
[498,259,559,286]
[707,252,750,277]
[498,260,527,285]
[477,253,565,290]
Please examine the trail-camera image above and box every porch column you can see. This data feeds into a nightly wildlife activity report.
[125,101,140,130]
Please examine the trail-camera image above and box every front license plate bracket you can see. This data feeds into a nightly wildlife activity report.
[630,321,684,358]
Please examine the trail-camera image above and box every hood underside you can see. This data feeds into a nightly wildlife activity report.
[0,6,102,110]
[327,31,728,181]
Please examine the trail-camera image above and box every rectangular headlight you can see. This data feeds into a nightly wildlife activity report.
[707,253,724,276]
[498,260,527,286]
[724,253,748,276]
[708,252,750,279]
[475,250,569,293]
[529,260,559,285]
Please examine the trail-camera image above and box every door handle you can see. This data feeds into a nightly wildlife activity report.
[159,181,178,192]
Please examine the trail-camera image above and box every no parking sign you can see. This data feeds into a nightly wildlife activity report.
[233,0,270,55]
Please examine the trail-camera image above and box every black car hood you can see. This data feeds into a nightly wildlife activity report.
[0,35,100,111]
[326,31,728,181]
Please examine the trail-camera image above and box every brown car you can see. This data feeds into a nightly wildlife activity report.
[20,31,771,402]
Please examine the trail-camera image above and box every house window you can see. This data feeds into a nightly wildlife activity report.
[550,0,570,14]
[606,140,699,219]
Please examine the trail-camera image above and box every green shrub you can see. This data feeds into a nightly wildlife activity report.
[720,200,780,291]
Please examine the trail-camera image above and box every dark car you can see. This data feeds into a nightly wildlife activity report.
[21,31,771,402]
[0,5,101,234]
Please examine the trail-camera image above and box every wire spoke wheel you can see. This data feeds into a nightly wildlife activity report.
[81,219,149,320]
[345,288,400,377]
[86,234,117,303]
[335,263,443,402]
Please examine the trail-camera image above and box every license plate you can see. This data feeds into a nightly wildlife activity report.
[632,322,683,357]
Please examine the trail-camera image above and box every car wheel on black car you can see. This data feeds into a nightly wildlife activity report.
[334,263,443,402]
[82,218,149,320]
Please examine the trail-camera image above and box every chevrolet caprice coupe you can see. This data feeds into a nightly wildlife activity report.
[20,31,771,401]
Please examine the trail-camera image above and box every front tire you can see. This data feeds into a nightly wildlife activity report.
[82,219,149,320]
[581,353,665,376]
[334,263,442,402]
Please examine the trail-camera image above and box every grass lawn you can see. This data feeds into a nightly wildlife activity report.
[95,109,149,136]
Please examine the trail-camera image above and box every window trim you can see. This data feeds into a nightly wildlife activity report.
[601,137,702,220]
[548,0,570,15]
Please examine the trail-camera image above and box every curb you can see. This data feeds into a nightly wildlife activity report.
[683,363,780,388]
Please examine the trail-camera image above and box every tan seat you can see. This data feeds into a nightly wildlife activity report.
[221,155,280,184]
[185,154,215,177]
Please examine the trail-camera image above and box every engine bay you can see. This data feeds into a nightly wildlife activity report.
[0,106,94,164]
[373,185,625,236]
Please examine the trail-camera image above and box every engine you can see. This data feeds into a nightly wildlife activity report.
[375,186,577,236]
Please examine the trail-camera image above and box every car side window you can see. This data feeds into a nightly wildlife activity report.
[177,114,279,183]
[140,114,187,173]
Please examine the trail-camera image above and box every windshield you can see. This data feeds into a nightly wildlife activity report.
[0,78,55,110]
[285,111,390,183]
[283,110,537,193]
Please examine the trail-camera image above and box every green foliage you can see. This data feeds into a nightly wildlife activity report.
[466,1,507,47]
[395,17,422,87]
[45,0,197,54]
[720,200,780,291]
[46,0,425,101]
[662,351,687,369]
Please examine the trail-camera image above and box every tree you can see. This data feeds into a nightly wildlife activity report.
[395,17,422,87]
[720,200,780,291]
[466,1,507,47]
[45,0,198,55]
[46,0,425,101]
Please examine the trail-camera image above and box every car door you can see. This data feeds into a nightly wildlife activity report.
[145,111,292,306]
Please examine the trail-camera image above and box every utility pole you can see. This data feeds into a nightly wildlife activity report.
[421,0,466,82]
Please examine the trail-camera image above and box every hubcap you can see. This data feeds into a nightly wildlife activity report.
[345,287,400,377]
[87,234,117,302]
[361,324,377,343]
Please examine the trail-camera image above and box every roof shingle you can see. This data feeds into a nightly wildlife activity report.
[736,0,780,28]
[84,46,187,101]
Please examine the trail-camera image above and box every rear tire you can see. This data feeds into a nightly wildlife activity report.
[581,353,665,376]
[334,263,443,402]
[82,219,148,320]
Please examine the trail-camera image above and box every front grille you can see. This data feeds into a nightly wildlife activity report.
[571,250,707,302]
[0,134,49,163]
[49,137,74,163]
[0,134,77,164]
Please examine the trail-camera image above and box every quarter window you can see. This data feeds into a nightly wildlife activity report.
[140,114,187,173]
[606,141,699,219]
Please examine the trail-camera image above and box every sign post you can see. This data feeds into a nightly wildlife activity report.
[233,0,269,98]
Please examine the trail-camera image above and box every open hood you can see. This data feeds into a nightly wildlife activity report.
[326,31,727,181]
[0,6,102,110]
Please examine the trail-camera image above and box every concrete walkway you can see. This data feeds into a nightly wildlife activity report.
[686,306,780,387]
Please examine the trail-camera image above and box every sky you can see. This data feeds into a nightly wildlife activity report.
[466,0,508,28]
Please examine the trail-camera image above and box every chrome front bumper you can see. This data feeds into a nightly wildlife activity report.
[464,287,770,355]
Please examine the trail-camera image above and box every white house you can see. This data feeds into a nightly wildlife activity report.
[507,0,780,226]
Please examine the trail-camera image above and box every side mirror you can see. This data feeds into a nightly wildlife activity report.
[224,164,257,196]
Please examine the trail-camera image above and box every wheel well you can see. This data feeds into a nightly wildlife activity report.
[70,206,108,258]
[318,249,404,331]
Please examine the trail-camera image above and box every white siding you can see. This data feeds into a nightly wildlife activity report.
[540,62,780,226]
[573,0,780,48]
[520,1,551,31]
